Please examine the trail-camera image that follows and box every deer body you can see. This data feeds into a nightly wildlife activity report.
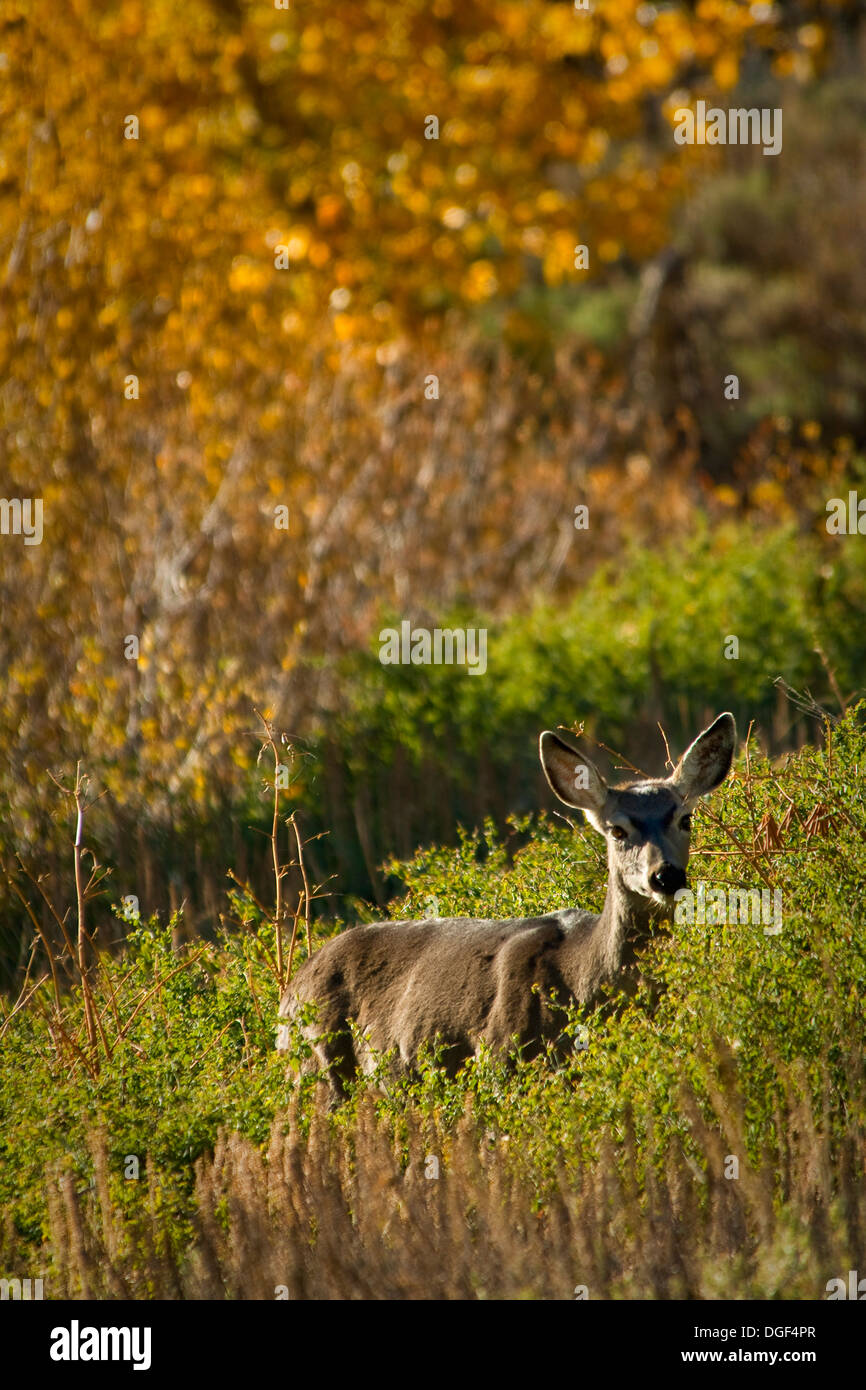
[278,714,735,1096]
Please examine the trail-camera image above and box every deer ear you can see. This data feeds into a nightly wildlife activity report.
[539,731,607,818]
[669,713,736,801]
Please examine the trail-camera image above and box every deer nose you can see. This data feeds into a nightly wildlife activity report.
[650,864,687,896]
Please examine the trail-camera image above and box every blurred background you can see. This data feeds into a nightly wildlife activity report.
[1,0,865,977]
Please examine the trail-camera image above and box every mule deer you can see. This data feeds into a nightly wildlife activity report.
[277,713,736,1097]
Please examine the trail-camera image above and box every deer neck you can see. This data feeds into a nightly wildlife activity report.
[598,872,655,969]
[562,869,655,998]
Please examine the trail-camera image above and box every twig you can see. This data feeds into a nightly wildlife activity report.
[5,873,64,1014]
[15,857,78,974]
[813,643,851,715]
[0,972,49,1041]
[582,734,648,780]
[773,677,836,726]
[115,949,207,1042]
[657,722,674,774]
[189,1018,239,1072]
[254,708,291,986]
[285,890,305,990]
[290,811,313,958]
[73,766,99,1057]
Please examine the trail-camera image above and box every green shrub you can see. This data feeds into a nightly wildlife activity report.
[1,706,864,1297]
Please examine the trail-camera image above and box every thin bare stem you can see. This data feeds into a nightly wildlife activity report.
[813,643,849,715]
[72,765,99,1058]
[291,812,313,958]
[657,722,674,774]
[15,857,78,972]
[114,950,207,1043]
[285,890,304,987]
[254,709,286,986]
[6,873,63,1013]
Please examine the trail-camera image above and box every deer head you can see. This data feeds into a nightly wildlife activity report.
[539,713,736,907]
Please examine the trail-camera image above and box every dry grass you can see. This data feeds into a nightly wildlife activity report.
[21,1066,864,1301]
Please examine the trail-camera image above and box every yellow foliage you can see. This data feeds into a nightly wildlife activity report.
[712,54,740,90]
[0,0,838,825]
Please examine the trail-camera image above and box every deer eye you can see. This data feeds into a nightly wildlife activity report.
[680,813,692,833]
[610,825,628,841]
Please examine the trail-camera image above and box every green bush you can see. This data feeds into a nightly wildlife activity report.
[1,705,864,1297]
[306,518,866,898]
